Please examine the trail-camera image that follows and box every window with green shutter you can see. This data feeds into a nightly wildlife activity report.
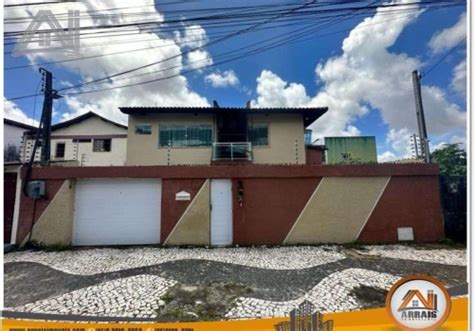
[248,123,268,146]
[159,125,213,147]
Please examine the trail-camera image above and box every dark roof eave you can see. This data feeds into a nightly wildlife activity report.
[52,111,127,130]
[119,106,328,127]
[24,111,127,134]
[4,118,37,130]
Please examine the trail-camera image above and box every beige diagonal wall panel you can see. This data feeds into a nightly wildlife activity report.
[284,177,390,244]
[164,180,210,246]
[28,180,75,246]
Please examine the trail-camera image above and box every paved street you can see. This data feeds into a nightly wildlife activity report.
[3,245,467,320]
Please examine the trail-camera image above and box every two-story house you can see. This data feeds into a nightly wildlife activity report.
[4,118,36,162]
[120,103,328,165]
[13,102,445,248]
[21,111,128,166]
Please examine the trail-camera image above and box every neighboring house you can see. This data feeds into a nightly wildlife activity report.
[21,112,128,166]
[324,136,377,164]
[4,118,36,161]
[120,103,328,166]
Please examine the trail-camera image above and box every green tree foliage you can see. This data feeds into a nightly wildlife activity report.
[431,143,466,176]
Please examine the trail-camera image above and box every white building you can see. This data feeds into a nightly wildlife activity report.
[21,112,128,166]
[4,118,36,161]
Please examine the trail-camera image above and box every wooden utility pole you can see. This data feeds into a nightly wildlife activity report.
[412,70,431,163]
[39,68,61,165]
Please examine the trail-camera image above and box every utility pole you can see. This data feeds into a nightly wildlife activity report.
[411,134,419,159]
[412,70,431,163]
[39,68,61,165]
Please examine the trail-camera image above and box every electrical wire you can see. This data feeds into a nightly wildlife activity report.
[422,37,466,78]
[5,1,463,101]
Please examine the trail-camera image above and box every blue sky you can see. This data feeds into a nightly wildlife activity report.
[4,0,467,161]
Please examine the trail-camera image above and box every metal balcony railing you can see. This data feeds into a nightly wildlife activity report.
[212,142,253,161]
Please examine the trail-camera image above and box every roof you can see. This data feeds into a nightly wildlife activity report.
[25,111,127,134]
[52,111,127,130]
[4,118,37,130]
[119,106,328,127]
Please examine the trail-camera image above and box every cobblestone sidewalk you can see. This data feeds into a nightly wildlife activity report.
[3,245,467,320]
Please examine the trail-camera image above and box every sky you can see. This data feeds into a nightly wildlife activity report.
[3,0,467,162]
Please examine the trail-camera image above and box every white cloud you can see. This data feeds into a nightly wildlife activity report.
[386,128,412,159]
[451,60,466,95]
[175,24,213,72]
[205,70,239,88]
[187,49,213,71]
[5,0,210,123]
[252,70,310,107]
[429,13,466,54]
[3,98,39,126]
[378,151,396,163]
[175,25,208,48]
[251,0,466,159]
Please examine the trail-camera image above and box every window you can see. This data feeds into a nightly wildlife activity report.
[248,124,268,146]
[159,125,212,147]
[73,138,92,143]
[135,124,152,135]
[55,142,66,158]
[305,129,313,145]
[93,139,112,152]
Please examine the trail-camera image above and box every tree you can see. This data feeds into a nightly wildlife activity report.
[431,143,466,176]
[4,144,20,162]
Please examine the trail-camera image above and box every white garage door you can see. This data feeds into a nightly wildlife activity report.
[211,179,233,246]
[73,179,161,246]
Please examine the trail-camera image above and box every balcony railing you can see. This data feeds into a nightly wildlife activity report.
[212,142,253,161]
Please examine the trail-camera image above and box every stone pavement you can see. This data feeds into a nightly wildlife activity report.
[3,245,467,320]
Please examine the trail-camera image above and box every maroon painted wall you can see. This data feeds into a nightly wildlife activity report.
[25,163,440,180]
[17,179,65,244]
[4,173,17,243]
[306,148,324,165]
[232,178,321,245]
[358,176,444,243]
[15,164,444,245]
[160,178,206,243]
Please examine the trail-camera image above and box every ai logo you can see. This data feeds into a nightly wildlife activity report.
[13,9,80,55]
[386,275,451,330]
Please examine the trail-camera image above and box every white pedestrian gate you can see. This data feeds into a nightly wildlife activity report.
[210,179,233,246]
[73,178,161,246]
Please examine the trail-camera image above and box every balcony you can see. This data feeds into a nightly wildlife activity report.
[212,142,253,161]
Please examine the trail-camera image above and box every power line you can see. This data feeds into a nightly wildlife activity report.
[53,0,319,93]
[4,0,196,8]
[4,0,451,37]
[5,1,463,101]
[8,1,383,100]
[423,37,466,78]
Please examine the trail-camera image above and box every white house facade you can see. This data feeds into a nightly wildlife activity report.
[21,112,128,166]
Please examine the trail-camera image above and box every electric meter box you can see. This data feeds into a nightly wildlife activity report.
[26,181,46,199]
